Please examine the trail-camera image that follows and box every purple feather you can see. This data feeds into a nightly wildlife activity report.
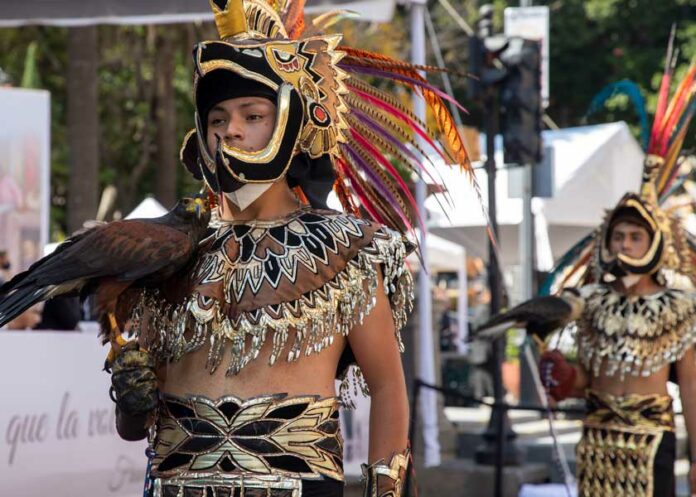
[343,144,414,232]
[341,64,469,115]
[351,109,447,190]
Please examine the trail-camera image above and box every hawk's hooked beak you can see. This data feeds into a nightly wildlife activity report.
[192,197,206,218]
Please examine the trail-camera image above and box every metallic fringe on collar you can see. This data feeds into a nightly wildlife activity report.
[129,230,413,407]
[577,285,696,380]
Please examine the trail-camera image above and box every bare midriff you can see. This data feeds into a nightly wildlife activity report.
[589,364,670,397]
[157,333,347,400]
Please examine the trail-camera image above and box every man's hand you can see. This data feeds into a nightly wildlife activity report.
[109,341,158,417]
[689,462,696,497]
[539,349,577,401]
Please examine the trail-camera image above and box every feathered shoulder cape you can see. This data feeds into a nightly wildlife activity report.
[575,283,696,380]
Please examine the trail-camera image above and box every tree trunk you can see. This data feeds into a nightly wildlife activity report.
[67,27,99,233]
[153,27,178,209]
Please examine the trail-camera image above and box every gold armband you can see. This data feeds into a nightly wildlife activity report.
[361,448,410,497]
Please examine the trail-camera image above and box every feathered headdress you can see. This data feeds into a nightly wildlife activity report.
[181,0,476,239]
[542,34,696,294]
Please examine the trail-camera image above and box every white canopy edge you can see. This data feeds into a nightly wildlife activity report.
[0,0,395,27]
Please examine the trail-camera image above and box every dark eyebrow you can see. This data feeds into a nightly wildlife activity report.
[239,100,272,109]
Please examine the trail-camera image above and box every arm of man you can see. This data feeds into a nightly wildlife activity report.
[113,308,164,441]
[539,348,590,401]
[676,347,696,495]
[347,267,409,463]
[113,360,164,441]
[570,362,590,398]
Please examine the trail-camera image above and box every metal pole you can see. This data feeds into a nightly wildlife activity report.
[424,8,463,127]
[410,0,441,468]
[472,7,520,497]
[517,0,539,409]
[520,163,534,301]
[404,379,422,497]
[485,87,507,497]
[520,0,534,300]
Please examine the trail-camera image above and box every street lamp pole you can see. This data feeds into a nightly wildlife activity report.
[410,0,441,468]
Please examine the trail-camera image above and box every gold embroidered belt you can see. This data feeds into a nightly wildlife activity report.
[150,393,344,496]
[576,390,674,497]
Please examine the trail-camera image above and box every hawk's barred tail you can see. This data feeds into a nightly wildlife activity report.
[0,285,51,328]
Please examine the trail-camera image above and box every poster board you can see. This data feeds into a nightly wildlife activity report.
[0,88,50,276]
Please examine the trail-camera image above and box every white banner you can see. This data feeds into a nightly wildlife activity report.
[0,331,146,497]
[0,88,50,275]
[0,330,371,494]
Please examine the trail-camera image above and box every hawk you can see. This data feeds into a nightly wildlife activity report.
[0,196,210,354]
[474,289,585,342]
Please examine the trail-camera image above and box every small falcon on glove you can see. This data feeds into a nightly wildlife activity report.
[474,288,586,401]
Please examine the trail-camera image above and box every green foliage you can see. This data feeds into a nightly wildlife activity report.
[538,0,694,149]
[0,3,693,239]
[20,42,39,89]
[0,24,203,240]
[426,0,694,149]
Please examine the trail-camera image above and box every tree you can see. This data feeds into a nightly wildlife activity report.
[426,0,695,149]
[154,27,178,209]
[66,27,99,233]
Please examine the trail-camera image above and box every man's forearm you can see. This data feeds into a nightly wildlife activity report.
[680,384,696,456]
[368,385,409,462]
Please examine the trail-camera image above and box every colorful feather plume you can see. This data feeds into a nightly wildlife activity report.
[543,31,696,295]
[585,80,650,149]
[263,1,481,242]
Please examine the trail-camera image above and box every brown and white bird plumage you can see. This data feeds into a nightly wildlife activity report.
[475,289,585,341]
[0,196,210,338]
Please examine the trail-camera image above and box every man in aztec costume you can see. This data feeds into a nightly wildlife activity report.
[479,48,696,497]
[0,1,475,496]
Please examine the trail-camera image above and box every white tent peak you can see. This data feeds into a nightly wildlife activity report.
[427,121,645,265]
[126,197,168,220]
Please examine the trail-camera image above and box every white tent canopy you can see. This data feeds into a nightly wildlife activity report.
[125,197,168,219]
[0,0,395,26]
[428,121,645,267]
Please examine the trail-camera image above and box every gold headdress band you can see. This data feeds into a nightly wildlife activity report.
[181,0,477,239]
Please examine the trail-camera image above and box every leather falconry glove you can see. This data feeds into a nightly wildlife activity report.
[362,448,410,497]
[109,341,159,417]
[539,349,577,401]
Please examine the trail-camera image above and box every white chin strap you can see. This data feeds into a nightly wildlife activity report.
[621,274,642,289]
[223,183,273,211]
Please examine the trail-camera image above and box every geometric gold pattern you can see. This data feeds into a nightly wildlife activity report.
[152,393,344,482]
[576,390,674,497]
[576,283,696,380]
[132,208,413,388]
[577,426,663,497]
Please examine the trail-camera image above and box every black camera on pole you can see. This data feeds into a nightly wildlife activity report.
[499,38,543,165]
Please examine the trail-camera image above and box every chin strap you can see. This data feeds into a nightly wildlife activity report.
[361,447,410,497]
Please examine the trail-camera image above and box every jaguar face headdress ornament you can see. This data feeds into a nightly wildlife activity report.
[181,0,477,236]
[541,34,695,294]
[595,162,672,279]
[180,0,348,196]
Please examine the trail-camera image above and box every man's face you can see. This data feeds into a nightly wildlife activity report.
[609,221,652,260]
[205,97,277,157]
